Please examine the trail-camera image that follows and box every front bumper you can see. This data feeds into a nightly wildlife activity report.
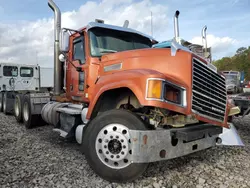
[243,88,250,93]
[128,124,221,163]
[227,87,234,92]
[217,123,244,146]
[128,123,243,163]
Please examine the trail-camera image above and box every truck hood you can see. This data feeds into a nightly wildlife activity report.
[100,48,194,88]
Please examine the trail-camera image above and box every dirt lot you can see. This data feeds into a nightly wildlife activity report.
[0,113,250,188]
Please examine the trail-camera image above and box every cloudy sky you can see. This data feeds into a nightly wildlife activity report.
[0,0,249,67]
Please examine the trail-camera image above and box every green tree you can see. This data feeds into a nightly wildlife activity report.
[213,47,250,80]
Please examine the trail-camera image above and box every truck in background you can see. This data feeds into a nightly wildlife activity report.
[221,71,243,93]
[0,63,53,126]
[0,1,243,182]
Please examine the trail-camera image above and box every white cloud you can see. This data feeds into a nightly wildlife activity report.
[0,0,168,67]
[189,34,238,58]
[1,0,240,64]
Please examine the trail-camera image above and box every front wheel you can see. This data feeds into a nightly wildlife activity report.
[82,109,148,183]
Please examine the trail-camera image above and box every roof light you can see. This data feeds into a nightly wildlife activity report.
[95,19,104,23]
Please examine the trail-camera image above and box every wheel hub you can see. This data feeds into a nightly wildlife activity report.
[95,124,132,169]
[108,139,122,154]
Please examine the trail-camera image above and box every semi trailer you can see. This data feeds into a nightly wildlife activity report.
[0,0,243,183]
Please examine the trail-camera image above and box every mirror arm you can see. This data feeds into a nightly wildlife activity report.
[62,27,84,35]
[66,59,83,72]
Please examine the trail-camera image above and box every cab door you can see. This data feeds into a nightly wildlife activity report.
[19,66,39,91]
[67,34,88,102]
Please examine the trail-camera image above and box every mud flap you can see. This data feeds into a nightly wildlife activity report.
[217,123,244,146]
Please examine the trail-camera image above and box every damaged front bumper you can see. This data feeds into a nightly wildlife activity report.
[217,123,244,146]
[128,123,243,163]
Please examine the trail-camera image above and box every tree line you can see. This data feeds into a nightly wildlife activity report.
[212,46,250,80]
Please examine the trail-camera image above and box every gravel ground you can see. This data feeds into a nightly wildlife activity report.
[0,113,250,188]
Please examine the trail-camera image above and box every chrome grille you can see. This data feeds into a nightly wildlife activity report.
[192,58,227,122]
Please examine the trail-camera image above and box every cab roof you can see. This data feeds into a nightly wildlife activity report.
[78,22,158,44]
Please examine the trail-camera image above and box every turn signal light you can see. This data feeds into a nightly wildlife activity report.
[147,80,162,99]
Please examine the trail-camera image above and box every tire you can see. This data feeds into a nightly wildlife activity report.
[0,92,3,112]
[3,92,8,114]
[22,94,38,129]
[82,109,148,183]
[234,87,237,94]
[14,94,23,122]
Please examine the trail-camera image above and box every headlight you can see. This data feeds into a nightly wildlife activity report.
[164,82,186,106]
[146,78,187,107]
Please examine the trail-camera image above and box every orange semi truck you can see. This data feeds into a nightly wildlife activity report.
[1,0,243,182]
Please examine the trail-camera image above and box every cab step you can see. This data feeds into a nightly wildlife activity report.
[56,104,83,115]
[53,128,68,138]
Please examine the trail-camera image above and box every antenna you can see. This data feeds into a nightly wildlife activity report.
[151,11,153,37]
[123,20,129,28]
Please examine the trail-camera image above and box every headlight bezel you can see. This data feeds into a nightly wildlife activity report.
[146,78,187,107]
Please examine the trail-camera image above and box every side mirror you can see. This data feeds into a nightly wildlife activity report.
[59,54,66,62]
[60,28,70,52]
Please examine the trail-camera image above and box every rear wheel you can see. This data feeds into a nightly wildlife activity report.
[22,94,38,129]
[3,92,7,114]
[14,94,23,122]
[82,109,148,183]
[0,92,3,112]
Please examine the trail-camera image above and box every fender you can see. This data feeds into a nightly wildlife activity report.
[86,69,166,119]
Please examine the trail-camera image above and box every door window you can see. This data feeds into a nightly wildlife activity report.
[73,37,85,64]
[3,66,18,77]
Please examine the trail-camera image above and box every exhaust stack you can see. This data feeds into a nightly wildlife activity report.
[48,0,62,95]
[202,25,207,54]
[174,10,180,44]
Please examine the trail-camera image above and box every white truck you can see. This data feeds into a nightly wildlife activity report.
[0,63,53,127]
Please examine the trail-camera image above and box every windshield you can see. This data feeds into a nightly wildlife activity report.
[89,27,152,57]
[226,79,235,85]
[20,67,34,77]
[225,74,237,80]
[3,66,18,77]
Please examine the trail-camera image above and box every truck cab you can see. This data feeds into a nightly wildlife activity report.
[60,21,228,128]
[0,63,39,92]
